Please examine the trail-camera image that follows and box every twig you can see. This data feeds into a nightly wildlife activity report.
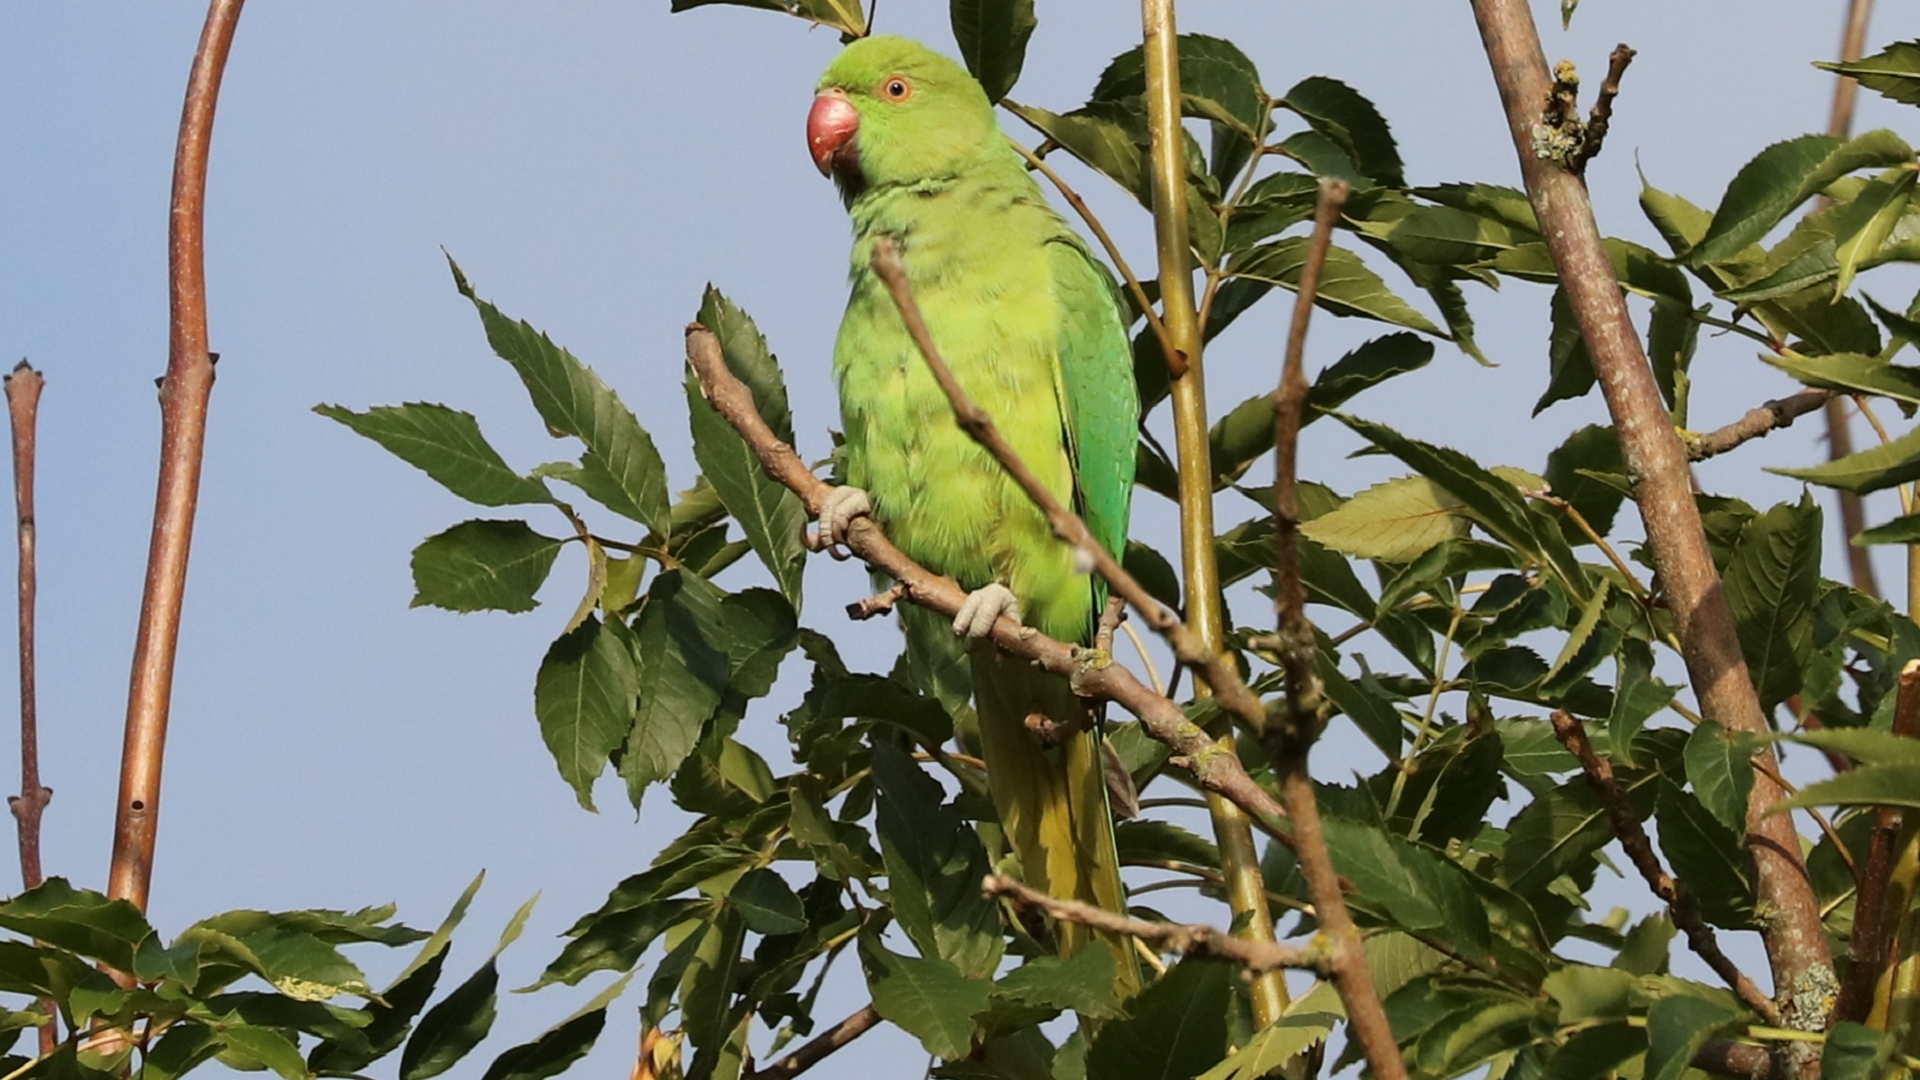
[1547,711,1779,1021]
[108,0,246,914]
[745,1005,881,1080]
[1836,658,1919,1022]
[1263,177,1407,1080]
[3,363,53,1056]
[1007,137,1180,378]
[1569,45,1635,173]
[983,874,1329,974]
[1684,389,1832,462]
[865,241,1271,744]
[1694,1041,1778,1080]
[1822,0,1880,598]
[683,324,1292,840]
[1470,0,1833,1035]
[845,583,907,621]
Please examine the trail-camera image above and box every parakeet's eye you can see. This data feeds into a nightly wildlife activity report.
[881,76,913,102]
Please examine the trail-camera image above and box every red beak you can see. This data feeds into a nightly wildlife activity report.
[807,91,859,177]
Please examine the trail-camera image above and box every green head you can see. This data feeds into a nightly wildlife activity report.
[807,36,999,201]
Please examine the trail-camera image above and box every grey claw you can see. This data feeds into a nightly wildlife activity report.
[814,486,873,556]
[953,583,1020,639]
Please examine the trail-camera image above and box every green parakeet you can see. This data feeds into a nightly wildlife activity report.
[808,36,1141,991]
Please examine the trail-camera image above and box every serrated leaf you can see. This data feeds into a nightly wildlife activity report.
[951,0,1035,104]
[452,262,669,533]
[1091,34,1266,143]
[1308,333,1436,415]
[1823,1021,1897,1080]
[621,569,731,806]
[1683,723,1759,834]
[995,949,1122,1021]
[317,403,551,507]
[1817,42,1920,107]
[1414,182,1540,236]
[872,744,1002,978]
[1501,778,1614,898]
[1787,727,1920,766]
[400,960,497,1080]
[1644,993,1743,1080]
[1692,134,1844,266]
[1006,102,1148,203]
[1777,761,1920,811]
[1722,494,1820,710]
[1545,425,1626,541]
[1299,476,1466,562]
[1231,239,1442,335]
[1384,205,1518,265]
[1324,818,1492,960]
[0,880,152,973]
[1834,170,1918,295]
[861,936,990,1061]
[223,1027,307,1080]
[410,520,563,614]
[669,0,865,37]
[727,869,805,936]
[534,616,637,811]
[1278,75,1404,188]
[1654,781,1756,929]
[1536,286,1595,414]
[1194,984,1341,1080]
[1776,420,1920,492]
[1084,959,1230,1080]
[478,973,630,1080]
[1765,350,1920,406]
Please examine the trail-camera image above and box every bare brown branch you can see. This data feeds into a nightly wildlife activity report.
[1685,389,1832,462]
[1548,711,1779,1021]
[1836,658,1920,1022]
[845,583,907,621]
[1570,44,1635,173]
[1264,177,1407,1080]
[683,324,1292,839]
[984,874,1328,974]
[745,1005,881,1080]
[108,0,247,914]
[1470,0,1832,1033]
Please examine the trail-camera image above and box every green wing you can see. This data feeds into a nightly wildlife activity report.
[1047,237,1139,564]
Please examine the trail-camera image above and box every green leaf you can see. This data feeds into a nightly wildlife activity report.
[1545,425,1626,541]
[950,0,1034,104]
[534,616,637,811]
[1194,984,1340,1080]
[223,1027,307,1080]
[479,973,630,1080]
[1091,35,1266,142]
[1765,350,1920,406]
[1778,762,1920,811]
[1207,393,1275,490]
[1536,286,1595,414]
[1654,780,1756,930]
[1541,1023,1645,1080]
[1683,723,1759,834]
[451,261,670,532]
[1789,727,1920,766]
[872,744,1003,978]
[317,403,552,508]
[1501,778,1614,898]
[242,927,373,1000]
[532,899,704,990]
[1817,42,1920,107]
[1858,510,1920,543]
[1084,959,1230,1080]
[1777,420,1920,492]
[727,868,805,936]
[400,960,497,1080]
[1231,240,1442,335]
[1278,76,1405,188]
[1307,333,1436,416]
[1414,182,1540,236]
[687,291,807,606]
[861,936,991,1061]
[1383,206,1519,265]
[1691,134,1844,266]
[1323,818,1491,960]
[1722,494,1820,710]
[1122,542,1181,613]
[1644,993,1743,1080]
[1006,102,1148,204]
[1834,170,1919,295]
[1298,476,1467,562]
[994,949,1122,1022]
[621,569,732,806]
[1823,1022,1897,1080]
[1115,819,1219,869]
[669,0,865,37]
[410,520,563,614]
[0,880,152,973]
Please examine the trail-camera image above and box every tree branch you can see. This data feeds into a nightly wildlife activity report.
[983,874,1329,974]
[109,0,247,914]
[1469,0,1832,1039]
[1836,658,1920,1022]
[683,324,1292,841]
[1548,711,1778,1022]
[1264,177,1408,1080]
[1684,389,1832,462]
[744,1005,881,1080]
[1569,44,1635,173]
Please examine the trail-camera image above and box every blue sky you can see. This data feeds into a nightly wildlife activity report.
[1,1,1914,1075]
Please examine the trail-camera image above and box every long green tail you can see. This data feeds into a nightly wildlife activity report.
[970,641,1143,998]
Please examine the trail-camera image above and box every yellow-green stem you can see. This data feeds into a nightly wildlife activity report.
[1139,0,1289,1027]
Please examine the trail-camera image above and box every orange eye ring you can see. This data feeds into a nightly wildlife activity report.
[880,75,913,102]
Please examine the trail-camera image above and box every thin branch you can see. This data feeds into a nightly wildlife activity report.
[845,583,907,621]
[1569,45,1635,173]
[1684,389,1832,462]
[3,363,53,1058]
[108,0,246,914]
[1547,711,1779,1022]
[1836,658,1919,1022]
[1694,1041,1779,1080]
[1822,0,1880,598]
[744,1005,881,1080]
[1264,177,1407,1080]
[683,324,1292,841]
[983,874,1329,975]
[1470,0,1833,1031]
[1007,136,1180,378]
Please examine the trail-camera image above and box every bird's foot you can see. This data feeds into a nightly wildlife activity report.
[809,485,873,560]
[953,582,1020,639]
